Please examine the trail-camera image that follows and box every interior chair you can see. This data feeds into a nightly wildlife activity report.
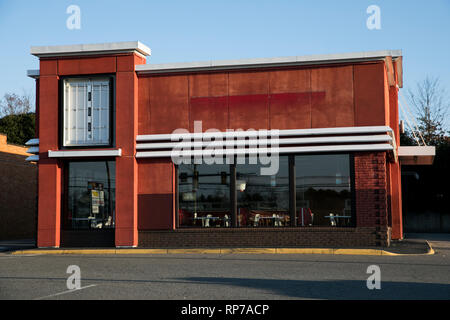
[205,214,212,227]
[253,214,260,227]
[329,213,337,227]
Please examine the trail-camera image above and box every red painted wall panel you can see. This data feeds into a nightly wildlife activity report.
[137,159,174,230]
[354,63,387,126]
[117,54,146,72]
[115,69,139,247]
[137,63,390,135]
[37,159,61,247]
[389,161,403,239]
[311,65,354,128]
[40,59,58,76]
[269,69,312,129]
[58,56,116,75]
[228,71,269,130]
[147,75,190,134]
[189,73,229,131]
[38,76,59,156]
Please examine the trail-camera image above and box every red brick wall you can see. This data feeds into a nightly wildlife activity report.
[138,226,390,248]
[354,152,390,246]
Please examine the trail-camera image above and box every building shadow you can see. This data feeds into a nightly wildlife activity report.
[176,277,450,300]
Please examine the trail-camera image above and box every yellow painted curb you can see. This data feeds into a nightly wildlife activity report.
[9,244,434,256]
[116,249,167,254]
[221,248,277,254]
[167,248,221,254]
[334,249,382,256]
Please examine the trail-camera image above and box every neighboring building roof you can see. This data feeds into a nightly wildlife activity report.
[0,134,31,156]
[135,49,402,74]
[30,41,151,58]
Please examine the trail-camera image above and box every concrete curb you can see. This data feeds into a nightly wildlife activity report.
[9,243,435,256]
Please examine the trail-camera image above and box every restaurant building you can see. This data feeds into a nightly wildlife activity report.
[26,41,434,248]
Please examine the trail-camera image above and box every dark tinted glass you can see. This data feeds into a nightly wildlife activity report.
[236,156,289,227]
[295,154,351,227]
[179,163,231,227]
[64,161,115,230]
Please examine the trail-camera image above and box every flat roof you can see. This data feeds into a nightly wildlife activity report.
[27,45,403,84]
[30,41,151,58]
[135,49,402,74]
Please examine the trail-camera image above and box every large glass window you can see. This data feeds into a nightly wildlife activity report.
[295,154,352,227]
[63,161,115,230]
[236,156,289,227]
[63,78,112,147]
[178,163,231,227]
[176,154,353,228]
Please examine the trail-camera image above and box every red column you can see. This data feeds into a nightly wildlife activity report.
[115,56,139,247]
[389,85,403,240]
[37,159,61,247]
[390,162,403,239]
[37,70,61,248]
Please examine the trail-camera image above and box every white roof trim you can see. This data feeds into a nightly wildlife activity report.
[136,50,402,74]
[48,149,122,158]
[27,70,40,79]
[398,146,436,156]
[31,41,151,58]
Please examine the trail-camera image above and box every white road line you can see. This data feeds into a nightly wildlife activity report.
[34,284,98,300]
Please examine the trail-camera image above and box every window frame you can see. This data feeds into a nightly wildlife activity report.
[61,159,116,231]
[59,74,115,150]
[175,153,356,229]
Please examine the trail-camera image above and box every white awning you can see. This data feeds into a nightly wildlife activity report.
[398,146,435,165]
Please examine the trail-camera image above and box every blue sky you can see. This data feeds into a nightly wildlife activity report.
[0,0,449,120]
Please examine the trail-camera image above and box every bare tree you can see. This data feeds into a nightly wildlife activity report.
[0,91,33,118]
[406,76,449,146]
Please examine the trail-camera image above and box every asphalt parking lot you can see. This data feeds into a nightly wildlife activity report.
[0,234,449,300]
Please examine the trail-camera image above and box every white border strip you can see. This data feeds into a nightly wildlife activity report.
[48,149,122,158]
[136,50,402,74]
[137,126,393,142]
[136,134,392,150]
[136,144,393,158]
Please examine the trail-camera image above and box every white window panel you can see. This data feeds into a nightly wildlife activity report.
[63,78,111,147]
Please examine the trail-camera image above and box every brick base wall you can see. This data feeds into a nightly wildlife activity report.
[139,226,391,248]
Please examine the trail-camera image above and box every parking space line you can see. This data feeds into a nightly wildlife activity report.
[34,284,97,300]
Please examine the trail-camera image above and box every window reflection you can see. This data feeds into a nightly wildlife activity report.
[295,154,352,227]
[64,161,115,230]
[237,156,289,227]
[179,163,231,227]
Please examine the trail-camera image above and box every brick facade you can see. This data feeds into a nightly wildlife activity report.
[138,151,391,248]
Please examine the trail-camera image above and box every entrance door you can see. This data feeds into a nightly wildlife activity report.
[61,161,115,247]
